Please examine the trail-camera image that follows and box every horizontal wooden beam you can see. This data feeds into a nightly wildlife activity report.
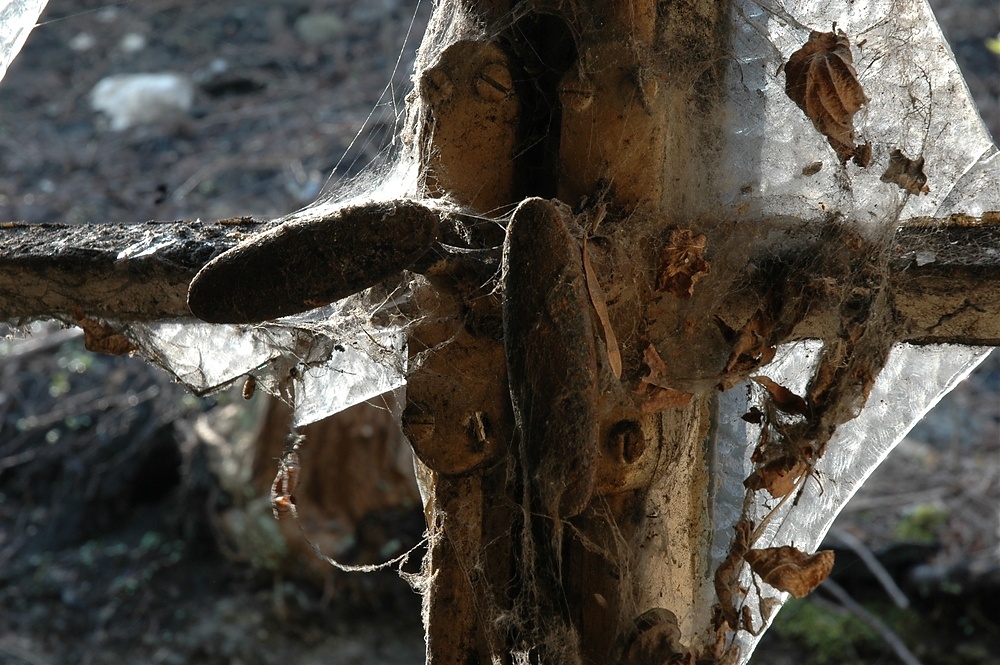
[890,222,1000,345]
[1,214,998,346]
[0,217,268,320]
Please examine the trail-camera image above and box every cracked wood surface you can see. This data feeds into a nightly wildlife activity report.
[0,216,998,346]
[0,217,269,321]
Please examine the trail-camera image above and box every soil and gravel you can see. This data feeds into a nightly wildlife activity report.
[0,1,998,664]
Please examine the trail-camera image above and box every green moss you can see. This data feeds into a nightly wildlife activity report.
[769,598,882,664]
[895,503,948,543]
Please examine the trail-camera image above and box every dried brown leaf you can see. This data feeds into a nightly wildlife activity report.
[638,344,693,411]
[656,229,711,298]
[583,239,622,378]
[752,376,809,416]
[71,306,136,356]
[745,547,834,598]
[714,519,752,631]
[785,30,869,165]
[719,312,778,389]
[642,343,670,384]
[744,456,809,498]
[881,148,929,194]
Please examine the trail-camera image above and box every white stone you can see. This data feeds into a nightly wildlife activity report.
[68,32,96,52]
[118,32,147,53]
[89,73,194,131]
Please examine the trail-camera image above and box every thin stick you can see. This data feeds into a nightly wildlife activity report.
[820,578,923,665]
[828,527,910,609]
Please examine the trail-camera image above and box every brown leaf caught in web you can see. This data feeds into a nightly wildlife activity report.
[656,228,710,298]
[785,29,869,165]
[637,343,694,411]
[881,148,930,194]
[752,376,809,416]
[744,455,810,498]
[642,343,670,383]
[745,546,834,598]
[71,306,136,356]
[718,312,778,390]
[745,420,817,498]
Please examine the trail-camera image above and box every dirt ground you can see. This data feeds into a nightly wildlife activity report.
[0,1,998,664]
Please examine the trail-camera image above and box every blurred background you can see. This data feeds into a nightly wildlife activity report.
[0,1,997,663]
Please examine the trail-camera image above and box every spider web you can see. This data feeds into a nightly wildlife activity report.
[706,0,997,659]
[1,0,996,662]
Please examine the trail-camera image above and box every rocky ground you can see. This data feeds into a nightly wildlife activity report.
[0,1,998,663]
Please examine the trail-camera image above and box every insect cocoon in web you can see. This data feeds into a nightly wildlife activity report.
[270,448,301,520]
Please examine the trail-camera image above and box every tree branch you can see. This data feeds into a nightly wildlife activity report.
[0,217,268,320]
[1,216,998,347]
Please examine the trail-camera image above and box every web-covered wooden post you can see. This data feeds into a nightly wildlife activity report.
[342,2,996,663]
[3,0,1000,664]
[378,1,1000,663]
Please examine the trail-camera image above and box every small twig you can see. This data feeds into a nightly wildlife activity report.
[820,578,923,665]
[842,487,949,511]
[0,448,37,473]
[827,527,910,609]
[0,327,82,360]
[0,641,53,665]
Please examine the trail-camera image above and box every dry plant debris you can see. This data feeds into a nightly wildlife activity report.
[583,238,623,378]
[656,228,711,298]
[270,447,300,520]
[717,312,779,390]
[751,376,810,417]
[881,148,930,194]
[785,29,870,165]
[71,305,136,356]
[637,343,694,411]
[744,546,835,598]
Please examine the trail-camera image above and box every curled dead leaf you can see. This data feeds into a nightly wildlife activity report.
[71,306,136,356]
[656,229,710,298]
[718,312,778,389]
[744,456,809,498]
[745,546,834,598]
[752,376,809,416]
[881,148,929,195]
[713,519,753,632]
[785,29,869,165]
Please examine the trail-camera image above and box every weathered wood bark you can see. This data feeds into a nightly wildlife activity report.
[3,0,1000,663]
[2,219,998,343]
[0,218,269,320]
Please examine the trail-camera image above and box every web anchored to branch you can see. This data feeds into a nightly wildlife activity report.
[2,0,998,663]
[103,2,1000,663]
